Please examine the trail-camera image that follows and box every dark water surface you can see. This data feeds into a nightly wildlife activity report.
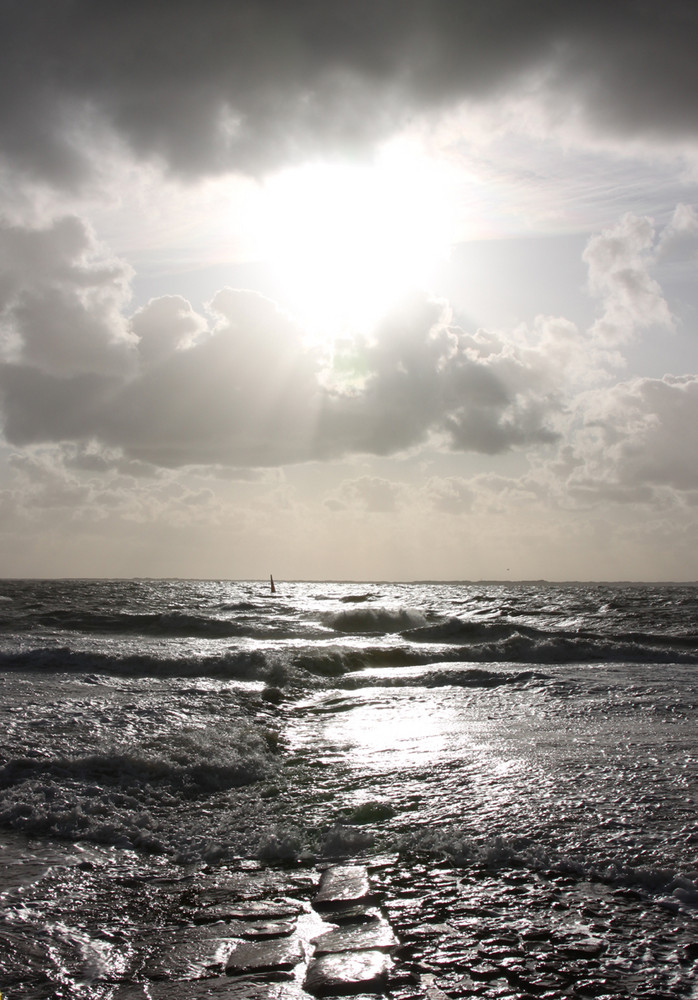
[0,580,696,996]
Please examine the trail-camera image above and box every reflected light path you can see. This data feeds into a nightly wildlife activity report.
[288,685,532,838]
[284,663,696,875]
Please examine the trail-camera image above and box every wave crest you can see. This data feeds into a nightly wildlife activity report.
[330,607,427,633]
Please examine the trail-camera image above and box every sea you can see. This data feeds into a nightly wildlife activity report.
[0,578,696,999]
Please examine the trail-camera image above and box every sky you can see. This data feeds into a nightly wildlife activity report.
[1,0,698,581]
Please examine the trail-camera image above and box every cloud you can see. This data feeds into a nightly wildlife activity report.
[318,300,565,460]
[655,203,698,263]
[0,223,572,468]
[330,475,404,513]
[131,296,208,366]
[7,451,96,515]
[1,209,694,486]
[115,288,325,466]
[583,213,674,347]
[0,215,134,376]
[425,476,474,515]
[4,447,228,533]
[1,2,697,188]
[565,374,698,500]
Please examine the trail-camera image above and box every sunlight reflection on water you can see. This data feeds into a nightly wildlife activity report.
[289,684,531,837]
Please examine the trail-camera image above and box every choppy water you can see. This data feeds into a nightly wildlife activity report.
[0,579,696,997]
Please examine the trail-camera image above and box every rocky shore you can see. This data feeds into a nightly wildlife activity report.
[3,845,696,999]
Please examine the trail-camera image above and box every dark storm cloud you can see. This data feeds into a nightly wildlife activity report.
[0,215,134,375]
[317,301,561,459]
[1,0,697,184]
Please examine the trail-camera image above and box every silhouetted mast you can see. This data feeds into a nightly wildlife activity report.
[270,574,276,594]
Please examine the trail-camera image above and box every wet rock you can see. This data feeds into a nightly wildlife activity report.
[238,918,297,939]
[328,904,382,925]
[365,853,399,871]
[135,981,310,999]
[313,919,398,955]
[226,937,304,976]
[191,912,251,931]
[559,938,605,958]
[304,948,392,995]
[185,869,285,904]
[418,973,453,998]
[348,801,395,824]
[571,979,615,997]
[313,865,375,912]
[522,971,569,992]
[198,898,304,923]
[520,926,551,942]
[467,960,507,981]
[140,926,236,980]
[262,685,284,704]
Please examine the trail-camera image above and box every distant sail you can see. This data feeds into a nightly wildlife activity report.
[270,574,276,594]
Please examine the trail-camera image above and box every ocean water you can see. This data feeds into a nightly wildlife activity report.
[0,579,696,998]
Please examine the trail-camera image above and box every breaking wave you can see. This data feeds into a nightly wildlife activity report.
[0,646,289,683]
[330,606,427,633]
[0,608,286,640]
[407,617,698,664]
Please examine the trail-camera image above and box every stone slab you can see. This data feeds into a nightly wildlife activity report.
[313,920,398,955]
[327,905,382,926]
[139,927,236,980]
[304,948,392,996]
[238,918,297,939]
[197,898,304,924]
[226,937,304,976]
[312,866,375,912]
[124,981,311,999]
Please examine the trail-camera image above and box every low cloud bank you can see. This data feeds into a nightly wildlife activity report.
[0,210,694,509]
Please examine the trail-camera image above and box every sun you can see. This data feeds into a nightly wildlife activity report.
[260,141,454,343]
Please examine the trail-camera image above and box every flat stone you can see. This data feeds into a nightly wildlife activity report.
[419,974,453,999]
[139,926,236,980]
[192,911,251,930]
[327,905,382,926]
[467,960,507,981]
[365,854,399,870]
[304,948,392,996]
[238,918,297,939]
[198,898,304,923]
[559,939,605,958]
[133,981,310,999]
[226,937,304,976]
[313,866,375,911]
[313,920,398,955]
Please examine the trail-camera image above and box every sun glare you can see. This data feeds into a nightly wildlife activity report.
[261,142,454,342]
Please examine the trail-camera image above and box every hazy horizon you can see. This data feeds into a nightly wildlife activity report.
[2,575,697,586]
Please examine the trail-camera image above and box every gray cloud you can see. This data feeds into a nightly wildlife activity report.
[425,476,474,515]
[583,213,674,346]
[332,476,403,513]
[5,209,697,479]
[0,219,565,467]
[0,216,134,376]
[565,374,698,501]
[1,2,697,186]
[655,203,698,263]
